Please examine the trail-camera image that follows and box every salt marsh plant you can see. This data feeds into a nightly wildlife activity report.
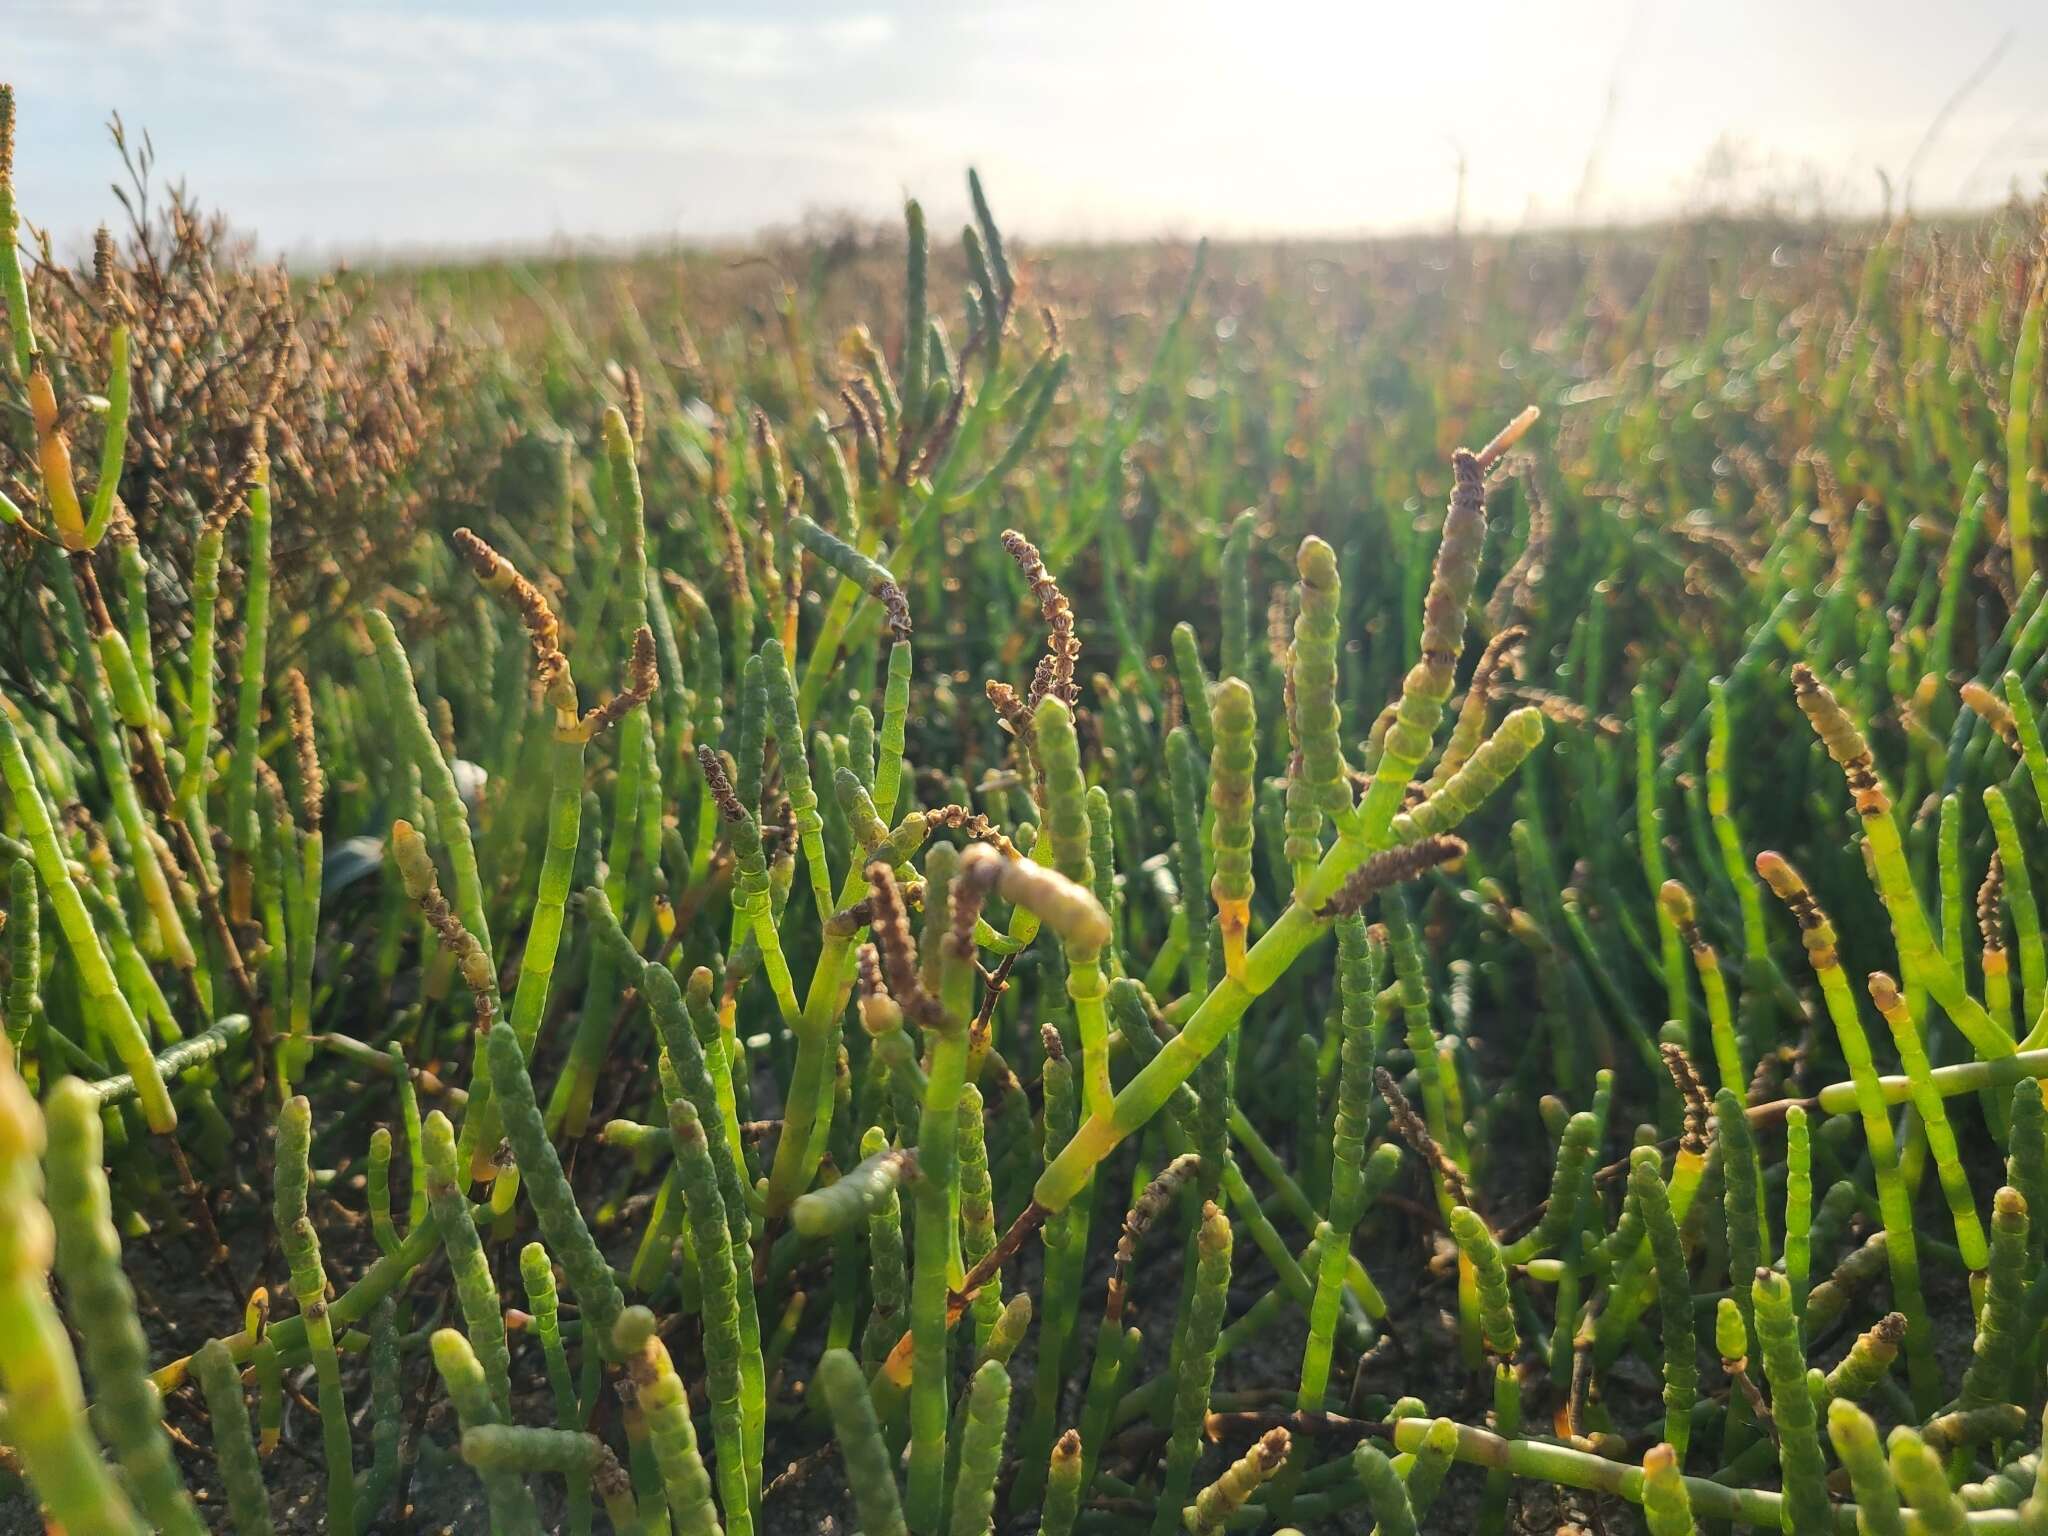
[3,73,2048,1536]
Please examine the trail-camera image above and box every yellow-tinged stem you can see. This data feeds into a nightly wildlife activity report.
[28,367,85,549]
[1861,794,2011,1060]
[1218,897,1250,983]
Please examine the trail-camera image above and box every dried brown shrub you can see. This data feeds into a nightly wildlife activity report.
[0,120,496,686]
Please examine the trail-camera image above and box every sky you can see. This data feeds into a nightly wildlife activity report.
[8,0,2047,261]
